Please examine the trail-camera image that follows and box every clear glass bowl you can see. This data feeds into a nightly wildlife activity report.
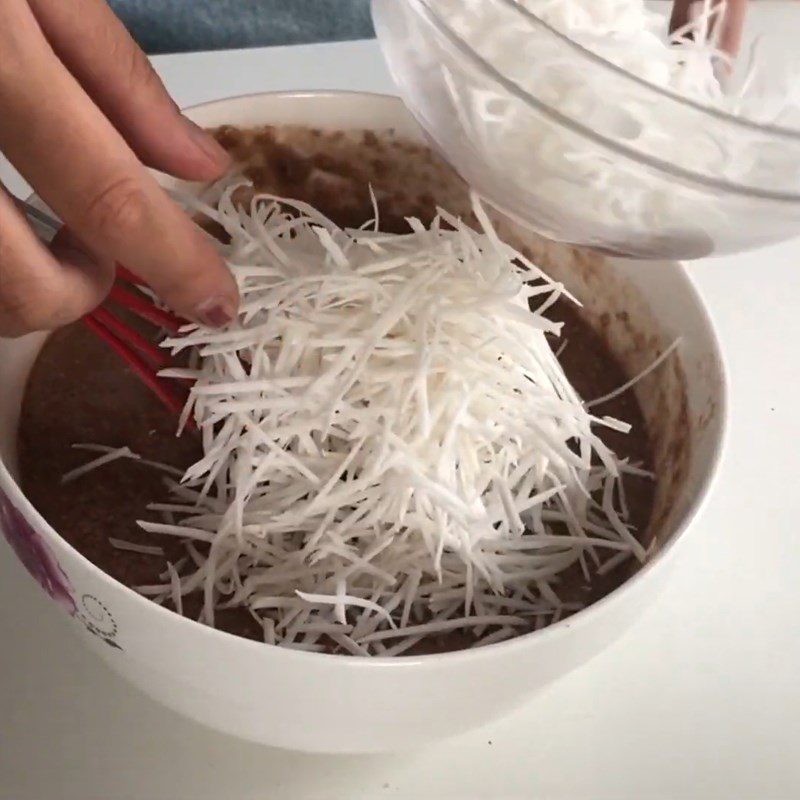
[372,0,800,259]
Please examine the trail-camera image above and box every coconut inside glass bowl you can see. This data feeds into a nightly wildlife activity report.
[373,0,800,259]
[0,91,725,753]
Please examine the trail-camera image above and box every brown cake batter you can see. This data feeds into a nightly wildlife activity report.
[17,126,656,652]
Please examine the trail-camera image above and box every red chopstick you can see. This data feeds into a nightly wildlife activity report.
[84,313,189,418]
[90,306,171,369]
[107,284,186,334]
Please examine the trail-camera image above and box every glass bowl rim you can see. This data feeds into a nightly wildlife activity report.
[406,0,800,203]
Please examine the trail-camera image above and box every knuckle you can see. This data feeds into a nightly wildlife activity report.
[120,38,163,95]
[0,258,86,335]
[0,274,51,332]
[82,175,150,240]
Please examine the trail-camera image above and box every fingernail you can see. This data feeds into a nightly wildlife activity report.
[194,296,237,328]
[182,116,232,170]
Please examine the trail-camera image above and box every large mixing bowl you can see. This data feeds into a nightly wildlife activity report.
[0,91,726,753]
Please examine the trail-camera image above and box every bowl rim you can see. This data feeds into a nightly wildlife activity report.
[405,0,800,203]
[1,89,730,668]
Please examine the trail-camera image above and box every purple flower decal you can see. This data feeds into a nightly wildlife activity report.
[0,489,77,615]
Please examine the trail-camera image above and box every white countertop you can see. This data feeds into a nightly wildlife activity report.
[2,8,800,799]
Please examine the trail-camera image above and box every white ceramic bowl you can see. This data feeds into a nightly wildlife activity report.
[0,91,727,754]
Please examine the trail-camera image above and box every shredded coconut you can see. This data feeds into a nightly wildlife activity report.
[108,538,165,557]
[121,179,661,655]
[61,446,139,484]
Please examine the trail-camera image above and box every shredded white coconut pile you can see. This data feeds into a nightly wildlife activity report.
[120,179,653,656]
[404,0,800,255]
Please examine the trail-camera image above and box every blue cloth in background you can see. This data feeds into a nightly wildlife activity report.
[110,0,374,54]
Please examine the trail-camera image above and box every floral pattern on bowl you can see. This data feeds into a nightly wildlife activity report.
[0,487,77,615]
[0,487,122,650]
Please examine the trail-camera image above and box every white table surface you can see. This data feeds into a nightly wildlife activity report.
[2,8,800,799]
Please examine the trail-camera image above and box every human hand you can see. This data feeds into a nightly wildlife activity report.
[0,0,239,337]
[670,0,749,56]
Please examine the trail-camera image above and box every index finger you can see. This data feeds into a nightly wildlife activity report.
[28,0,232,182]
[0,1,238,326]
